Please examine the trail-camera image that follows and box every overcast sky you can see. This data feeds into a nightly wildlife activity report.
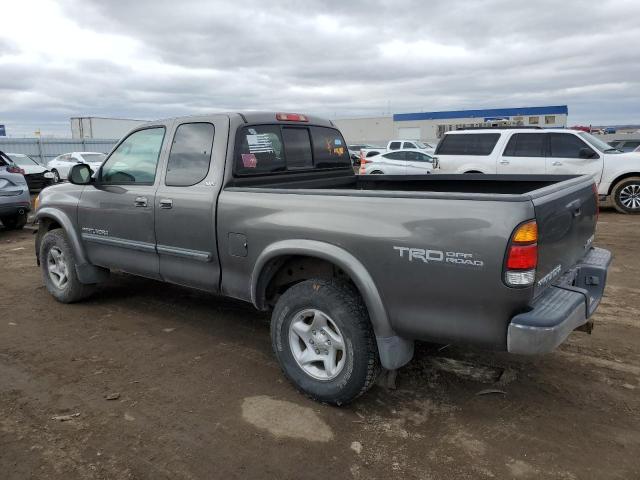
[1,0,639,136]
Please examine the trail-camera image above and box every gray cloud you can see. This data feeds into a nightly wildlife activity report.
[1,0,640,136]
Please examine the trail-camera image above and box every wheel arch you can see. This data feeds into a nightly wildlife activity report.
[607,172,640,195]
[251,240,414,369]
[35,207,108,284]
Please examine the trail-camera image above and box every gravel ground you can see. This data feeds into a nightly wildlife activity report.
[0,210,638,479]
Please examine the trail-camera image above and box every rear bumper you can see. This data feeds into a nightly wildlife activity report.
[507,247,612,354]
[0,203,30,216]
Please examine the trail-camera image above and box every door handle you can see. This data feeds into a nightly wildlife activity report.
[566,199,582,217]
[159,198,173,209]
[552,161,563,166]
[499,160,510,165]
[134,197,148,207]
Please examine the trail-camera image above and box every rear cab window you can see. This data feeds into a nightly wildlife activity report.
[435,133,500,156]
[234,124,350,175]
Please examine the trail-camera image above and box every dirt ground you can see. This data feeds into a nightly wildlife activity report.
[1,210,639,479]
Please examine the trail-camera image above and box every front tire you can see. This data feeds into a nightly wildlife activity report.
[39,229,95,303]
[271,279,380,405]
[612,176,640,214]
[51,169,60,183]
[1,212,27,230]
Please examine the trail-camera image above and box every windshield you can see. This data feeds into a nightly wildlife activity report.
[81,153,107,163]
[578,132,621,153]
[415,141,433,149]
[8,154,38,166]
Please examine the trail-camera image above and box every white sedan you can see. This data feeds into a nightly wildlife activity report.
[359,149,434,175]
[47,151,107,182]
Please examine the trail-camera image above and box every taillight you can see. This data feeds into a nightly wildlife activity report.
[7,166,25,175]
[592,182,599,223]
[358,151,368,174]
[504,220,538,287]
[276,113,308,122]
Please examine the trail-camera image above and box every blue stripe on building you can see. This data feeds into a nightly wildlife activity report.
[393,105,568,122]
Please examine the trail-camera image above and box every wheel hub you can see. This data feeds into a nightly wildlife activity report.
[47,246,69,289]
[288,309,346,381]
[620,184,640,210]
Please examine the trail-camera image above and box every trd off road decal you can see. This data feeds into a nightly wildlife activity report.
[393,246,484,268]
[82,227,109,236]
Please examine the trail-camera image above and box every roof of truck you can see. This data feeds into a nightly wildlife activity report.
[147,112,336,128]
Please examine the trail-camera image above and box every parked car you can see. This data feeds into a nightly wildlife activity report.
[607,139,640,153]
[360,139,435,159]
[433,128,640,213]
[5,153,55,192]
[0,152,30,229]
[34,112,611,405]
[47,152,107,182]
[604,127,617,134]
[359,149,434,175]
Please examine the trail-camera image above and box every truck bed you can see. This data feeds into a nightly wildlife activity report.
[228,170,580,197]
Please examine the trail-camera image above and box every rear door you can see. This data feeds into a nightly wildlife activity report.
[532,178,598,298]
[546,133,602,183]
[154,116,228,292]
[378,151,407,174]
[498,133,547,174]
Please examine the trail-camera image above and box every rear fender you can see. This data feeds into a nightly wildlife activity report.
[251,239,414,369]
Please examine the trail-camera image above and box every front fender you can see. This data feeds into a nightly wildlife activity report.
[36,207,89,265]
[35,207,109,284]
[251,239,414,369]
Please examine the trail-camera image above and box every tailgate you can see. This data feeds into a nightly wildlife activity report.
[532,177,598,298]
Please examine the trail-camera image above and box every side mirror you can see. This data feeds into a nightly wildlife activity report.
[579,148,597,159]
[68,163,93,185]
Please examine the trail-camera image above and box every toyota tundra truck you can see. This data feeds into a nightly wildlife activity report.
[34,112,611,404]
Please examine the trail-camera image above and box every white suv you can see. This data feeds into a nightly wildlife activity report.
[433,128,640,213]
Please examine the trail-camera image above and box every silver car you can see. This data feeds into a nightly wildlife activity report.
[0,151,31,229]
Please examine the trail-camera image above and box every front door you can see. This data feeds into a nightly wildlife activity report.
[404,151,433,174]
[154,116,228,292]
[546,133,602,183]
[78,125,169,279]
[497,133,547,174]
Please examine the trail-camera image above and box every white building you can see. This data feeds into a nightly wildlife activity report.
[335,105,568,145]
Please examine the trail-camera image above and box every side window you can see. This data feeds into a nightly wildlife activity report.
[417,153,432,162]
[503,134,546,157]
[403,142,416,149]
[435,134,500,155]
[100,127,165,184]
[235,125,285,175]
[282,127,313,169]
[549,133,592,158]
[384,152,405,160]
[309,126,350,168]
[165,123,214,186]
[389,141,402,150]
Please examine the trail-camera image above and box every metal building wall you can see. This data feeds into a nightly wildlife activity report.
[0,138,118,164]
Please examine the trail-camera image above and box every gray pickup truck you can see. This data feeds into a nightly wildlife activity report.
[34,112,611,404]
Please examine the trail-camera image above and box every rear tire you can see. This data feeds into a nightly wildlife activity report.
[39,229,95,303]
[271,279,380,405]
[370,170,383,175]
[1,212,27,230]
[612,177,640,214]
